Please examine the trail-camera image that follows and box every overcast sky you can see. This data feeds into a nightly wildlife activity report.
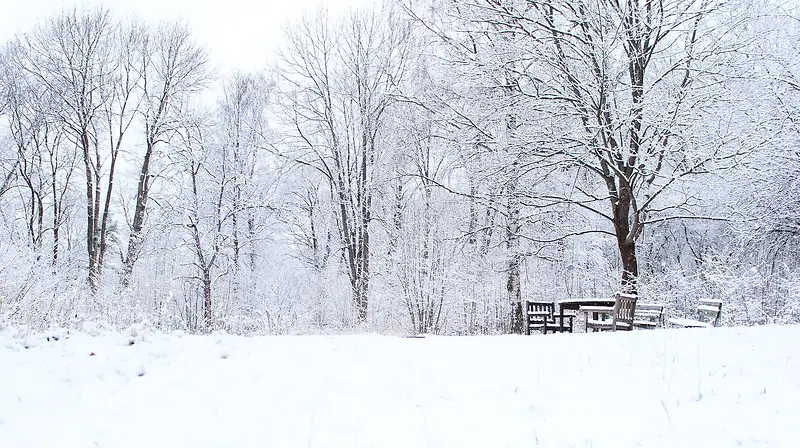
[3,0,376,75]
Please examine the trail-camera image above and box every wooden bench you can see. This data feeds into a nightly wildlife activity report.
[668,299,722,328]
[633,303,664,329]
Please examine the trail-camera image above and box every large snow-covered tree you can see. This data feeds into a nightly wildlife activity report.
[414,0,758,296]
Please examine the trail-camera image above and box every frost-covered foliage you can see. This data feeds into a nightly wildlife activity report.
[1,2,799,334]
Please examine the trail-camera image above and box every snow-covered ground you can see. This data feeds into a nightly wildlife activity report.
[1,325,798,447]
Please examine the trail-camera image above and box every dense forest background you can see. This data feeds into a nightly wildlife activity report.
[1,0,799,334]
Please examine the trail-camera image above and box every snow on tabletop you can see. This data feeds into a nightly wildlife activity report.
[1,325,798,447]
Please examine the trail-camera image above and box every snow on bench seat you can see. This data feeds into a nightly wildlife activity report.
[668,317,712,328]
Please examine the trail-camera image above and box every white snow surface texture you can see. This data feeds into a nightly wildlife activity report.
[1,324,798,447]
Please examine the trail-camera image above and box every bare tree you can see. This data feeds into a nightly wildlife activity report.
[277,8,413,322]
[395,110,448,334]
[403,0,549,332]
[420,0,755,295]
[3,70,48,252]
[174,115,230,331]
[0,65,76,263]
[8,9,141,291]
[216,72,271,275]
[121,22,208,287]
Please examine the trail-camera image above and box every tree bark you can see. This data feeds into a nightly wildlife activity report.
[122,141,153,287]
[612,186,639,294]
[82,130,100,294]
[203,272,213,331]
[507,179,524,334]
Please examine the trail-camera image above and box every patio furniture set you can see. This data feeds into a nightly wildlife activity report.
[526,293,723,335]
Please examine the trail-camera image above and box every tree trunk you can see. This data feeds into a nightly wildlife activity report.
[97,149,118,279]
[51,171,60,265]
[388,179,403,256]
[35,193,43,253]
[122,142,154,287]
[506,107,523,334]
[82,130,99,293]
[232,187,240,270]
[203,272,213,331]
[247,215,257,271]
[356,223,370,323]
[617,236,639,294]
[355,278,368,323]
[613,187,639,295]
[507,182,523,334]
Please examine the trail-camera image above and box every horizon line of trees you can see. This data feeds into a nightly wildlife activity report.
[1,0,799,335]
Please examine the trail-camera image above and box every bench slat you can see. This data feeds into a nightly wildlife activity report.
[668,317,712,328]
[698,305,721,313]
[636,304,664,310]
[633,320,658,326]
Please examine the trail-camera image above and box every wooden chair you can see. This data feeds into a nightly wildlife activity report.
[633,303,665,329]
[581,293,637,332]
[668,299,722,328]
[526,300,573,335]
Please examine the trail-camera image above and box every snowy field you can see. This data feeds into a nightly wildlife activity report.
[1,325,799,448]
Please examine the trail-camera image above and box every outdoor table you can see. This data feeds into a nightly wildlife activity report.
[557,297,615,332]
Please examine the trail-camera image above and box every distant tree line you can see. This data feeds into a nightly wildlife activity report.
[1,1,798,334]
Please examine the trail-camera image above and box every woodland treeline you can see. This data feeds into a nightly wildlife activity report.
[1,0,798,334]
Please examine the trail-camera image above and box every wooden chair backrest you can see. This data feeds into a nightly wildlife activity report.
[527,300,555,318]
[698,299,722,327]
[612,293,637,330]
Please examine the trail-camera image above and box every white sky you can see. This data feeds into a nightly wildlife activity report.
[3,0,376,75]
